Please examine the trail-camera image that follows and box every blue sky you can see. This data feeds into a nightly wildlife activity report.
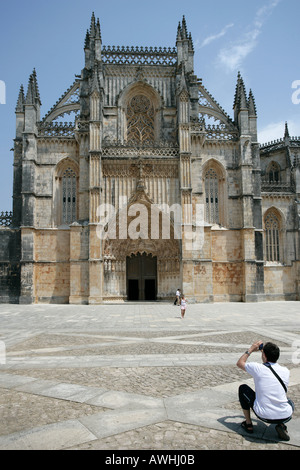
[0,0,299,211]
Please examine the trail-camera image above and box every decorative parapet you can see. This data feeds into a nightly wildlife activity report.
[190,119,238,142]
[261,179,295,193]
[0,211,12,227]
[205,123,238,141]
[38,122,75,137]
[102,139,179,157]
[260,136,300,152]
[101,45,177,66]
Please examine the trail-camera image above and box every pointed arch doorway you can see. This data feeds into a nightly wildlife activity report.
[126,252,157,301]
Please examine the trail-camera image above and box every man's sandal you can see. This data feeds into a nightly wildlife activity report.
[241,421,253,433]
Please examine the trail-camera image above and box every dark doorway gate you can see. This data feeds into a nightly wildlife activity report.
[126,253,157,301]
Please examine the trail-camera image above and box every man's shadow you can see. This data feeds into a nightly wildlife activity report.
[217,414,281,443]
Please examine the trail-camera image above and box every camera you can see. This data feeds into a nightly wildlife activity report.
[259,343,264,351]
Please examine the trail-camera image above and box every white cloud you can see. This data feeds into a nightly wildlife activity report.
[200,23,234,48]
[258,118,300,145]
[217,30,260,72]
[217,0,281,73]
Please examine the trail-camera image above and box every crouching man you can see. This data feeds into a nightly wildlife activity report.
[236,341,294,441]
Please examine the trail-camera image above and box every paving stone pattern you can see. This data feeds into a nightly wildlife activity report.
[0,301,300,450]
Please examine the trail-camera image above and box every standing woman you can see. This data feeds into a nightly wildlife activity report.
[180,294,187,318]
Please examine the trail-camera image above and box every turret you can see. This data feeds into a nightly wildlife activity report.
[24,69,41,133]
[176,16,194,73]
[233,72,249,135]
[84,12,102,69]
[233,72,258,142]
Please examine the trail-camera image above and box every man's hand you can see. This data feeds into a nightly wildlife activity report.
[248,340,263,354]
[236,340,263,371]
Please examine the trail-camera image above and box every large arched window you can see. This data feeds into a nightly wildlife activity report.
[204,168,219,224]
[264,210,281,262]
[267,161,281,183]
[126,94,155,143]
[203,161,227,226]
[61,167,77,224]
[54,158,79,226]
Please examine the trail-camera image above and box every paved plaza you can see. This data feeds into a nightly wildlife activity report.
[0,301,299,451]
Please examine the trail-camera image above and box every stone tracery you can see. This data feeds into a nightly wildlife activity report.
[126,94,155,143]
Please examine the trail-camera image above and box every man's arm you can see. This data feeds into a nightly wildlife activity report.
[236,340,262,371]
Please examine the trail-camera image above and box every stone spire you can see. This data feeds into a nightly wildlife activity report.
[181,15,188,39]
[85,13,102,67]
[233,72,248,124]
[248,89,257,141]
[25,69,41,106]
[95,18,101,41]
[176,16,194,50]
[284,121,290,140]
[15,84,25,139]
[90,12,96,38]
[248,89,257,116]
[24,69,41,129]
[238,73,247,109]
[25,74,34,105]
[176,16,194,73]
[32,69,41,105]
[15,84,25,112]
[234,72,244,109]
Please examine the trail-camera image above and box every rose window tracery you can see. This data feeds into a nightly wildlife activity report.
[126,94,155,143]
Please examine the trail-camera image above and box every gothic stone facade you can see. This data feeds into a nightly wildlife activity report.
[1,14,300,304]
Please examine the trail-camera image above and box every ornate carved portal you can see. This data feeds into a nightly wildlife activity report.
[127,253,157,300]
[102,188,181,301]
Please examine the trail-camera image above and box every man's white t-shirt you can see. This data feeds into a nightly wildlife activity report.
[245,362,293,420]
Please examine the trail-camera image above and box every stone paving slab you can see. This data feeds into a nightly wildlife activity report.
[0,373,37,389]
[2,351,294,370]
[79,408,168,440]
[0,419,98,450]
[86,390,164,410]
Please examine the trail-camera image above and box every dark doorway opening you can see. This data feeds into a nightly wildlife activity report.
[128,279,139,300]
[144,279,156,300]
[126,253,157,301]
